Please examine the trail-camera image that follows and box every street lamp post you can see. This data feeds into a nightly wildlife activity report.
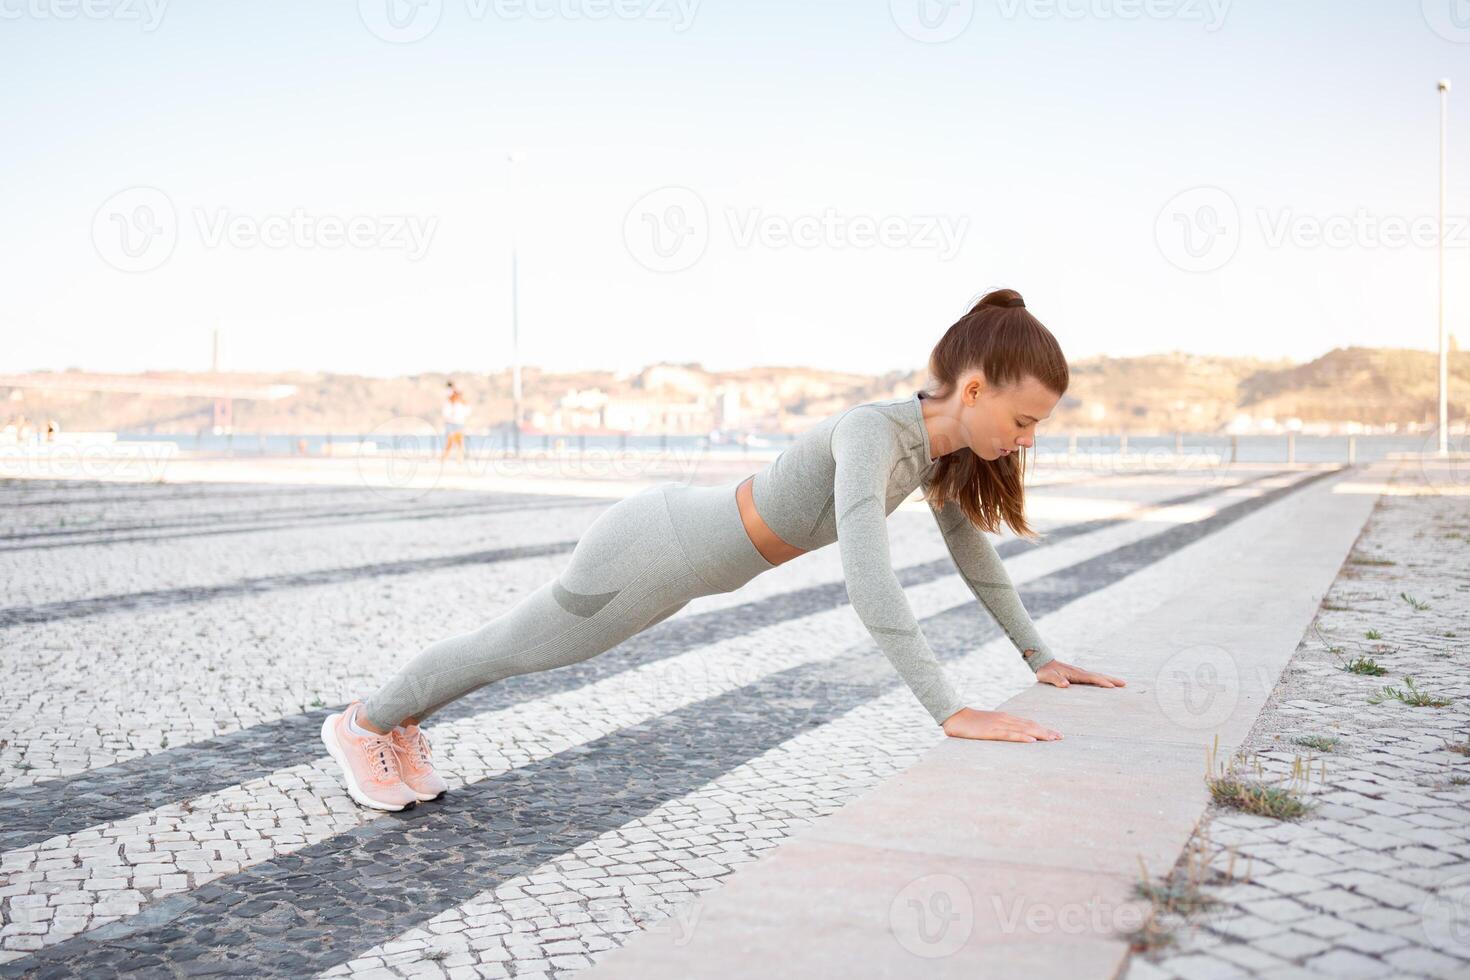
[508,149,526,455]
[1438,80,1450,457]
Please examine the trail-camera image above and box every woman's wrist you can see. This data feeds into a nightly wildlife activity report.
[1022,648,1055,672]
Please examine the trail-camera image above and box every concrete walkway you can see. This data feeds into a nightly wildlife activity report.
[586,464,1387,979]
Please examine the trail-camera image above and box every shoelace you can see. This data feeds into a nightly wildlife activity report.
[396,729,433,768]
[363,732,400,781]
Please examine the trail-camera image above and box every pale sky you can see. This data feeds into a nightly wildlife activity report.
[3,0,1467,378]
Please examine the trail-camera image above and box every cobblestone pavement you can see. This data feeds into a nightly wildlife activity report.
[0,465,1343,977]
[1125,458,1470,980]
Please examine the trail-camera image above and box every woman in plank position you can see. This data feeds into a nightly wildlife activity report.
[323,288,1126,811]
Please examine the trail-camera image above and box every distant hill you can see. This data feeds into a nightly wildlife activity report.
[1052,351,1295,433]
[1235,346,1470,427]
[2,345,1465,437]
[1045,346,1467,432]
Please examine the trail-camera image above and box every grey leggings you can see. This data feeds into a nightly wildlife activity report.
[362,477,777,731]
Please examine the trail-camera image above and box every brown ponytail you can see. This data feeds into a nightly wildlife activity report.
[919,288,1069,540]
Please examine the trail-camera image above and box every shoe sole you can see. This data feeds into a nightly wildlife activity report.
[320,714,414,812]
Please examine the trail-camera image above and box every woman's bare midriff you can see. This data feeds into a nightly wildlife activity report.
[736,475,807,566]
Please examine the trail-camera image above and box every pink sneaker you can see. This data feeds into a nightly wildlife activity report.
[390,723,449,801]
[320,702,419,811]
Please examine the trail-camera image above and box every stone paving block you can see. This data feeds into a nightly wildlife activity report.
[1250,898,1316,925]
[1302,947,1395,977]
[1291,914,1359,939]
[1383,944,1470,977]
[1210,941,1289,972]
[1256,931,1330,960]
[1121,957,1175,979]
[1335,927,1409,956]
[1254,872,1323,897]
[1153,953,1247,979]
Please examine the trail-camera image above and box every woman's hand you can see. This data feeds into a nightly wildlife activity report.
[1034,659,1127,689]
[941,707,1062,742]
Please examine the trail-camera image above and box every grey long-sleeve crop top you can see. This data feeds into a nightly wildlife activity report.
[748,390,1057,725]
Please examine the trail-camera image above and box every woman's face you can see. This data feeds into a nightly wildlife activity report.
[958,372,1061,461]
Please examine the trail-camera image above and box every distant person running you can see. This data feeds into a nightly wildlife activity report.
[322,289,1126,811]
[439,380,470,464]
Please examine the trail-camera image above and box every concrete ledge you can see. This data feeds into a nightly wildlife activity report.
[586,463,1389,979]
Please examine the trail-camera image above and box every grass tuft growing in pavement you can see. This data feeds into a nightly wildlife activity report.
[1350,556,1397,566]
[1126,835,1235,954]
[1291,734,1340,752]
[1399,592,1431,611]
[1122,915,1178,954]
[1442,737,1470,757]
[1208,776,1315,819]
[1367,675,1453,708]
[1365,628,1383,640]
[1203,736,1319,820]
[1343,656,1388,676]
